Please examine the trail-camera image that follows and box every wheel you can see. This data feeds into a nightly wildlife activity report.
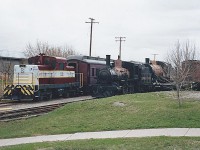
[49,93,53,100]
[129,86,134,94]
[63,92,69,98]
[33,97,40,101]
[122,86,128,94]
[102,91,108,98]
[92,86,99,97]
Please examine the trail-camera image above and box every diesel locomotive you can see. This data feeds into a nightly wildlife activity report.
[3,54,82,101]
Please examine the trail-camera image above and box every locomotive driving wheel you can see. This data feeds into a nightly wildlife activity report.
[128,86,134,94]
[102,90,113,98]
[122,86,129,94]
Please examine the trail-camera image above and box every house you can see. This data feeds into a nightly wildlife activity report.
[0,50,28,81]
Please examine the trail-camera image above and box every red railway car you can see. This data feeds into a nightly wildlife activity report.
[66,55,113,94]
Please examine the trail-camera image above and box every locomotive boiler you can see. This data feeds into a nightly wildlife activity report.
[92,55,134,98]
[150,59,171,83]
[97,55,130,84]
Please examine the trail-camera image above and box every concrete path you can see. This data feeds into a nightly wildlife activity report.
[1,128,200,147]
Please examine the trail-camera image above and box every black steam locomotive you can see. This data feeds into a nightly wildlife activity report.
[92,55,173,98]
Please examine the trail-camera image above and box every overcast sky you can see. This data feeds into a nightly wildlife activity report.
[0,0,200,61]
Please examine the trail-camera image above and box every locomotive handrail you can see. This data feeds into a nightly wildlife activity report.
[75,73,83,88]
[18,73,19,85]
[32,73,33,85]
[34,84,39,93]
[80,73,83,87]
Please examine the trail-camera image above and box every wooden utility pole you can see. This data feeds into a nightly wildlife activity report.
[85,18,99,57]
[115,37,126,59]
[152,54,158,61]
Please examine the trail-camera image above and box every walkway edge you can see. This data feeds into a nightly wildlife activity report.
[1,128,200,147]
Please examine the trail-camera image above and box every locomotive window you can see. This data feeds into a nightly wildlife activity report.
[92,68,95,76]
[68,63,76,68]
[44,59,50,65]
[59,63,64,70]
[28,59,33,64]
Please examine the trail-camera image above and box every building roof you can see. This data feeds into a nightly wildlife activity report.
[0,50,27,59]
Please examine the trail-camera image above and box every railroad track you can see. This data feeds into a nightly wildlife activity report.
[0,96,94,121]
[0,103,66,122]
[0,101,16,108]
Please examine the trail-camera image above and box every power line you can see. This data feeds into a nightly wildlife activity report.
[115,37,126,60]
[85,18,99,57]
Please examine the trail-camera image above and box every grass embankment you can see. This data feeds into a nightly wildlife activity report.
[0,92,200,139]
[2,137,200,150]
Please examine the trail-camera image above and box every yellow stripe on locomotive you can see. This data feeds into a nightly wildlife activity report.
[3,85,14,96]
[3,84,35,99]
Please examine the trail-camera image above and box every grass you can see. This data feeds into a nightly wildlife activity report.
[0,92,200,139]
[1,137,200,150]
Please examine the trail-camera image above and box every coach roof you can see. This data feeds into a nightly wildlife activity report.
[67,55,114,65]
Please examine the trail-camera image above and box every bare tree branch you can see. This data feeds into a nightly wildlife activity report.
[24,40,77,57]
[167,40,197,107]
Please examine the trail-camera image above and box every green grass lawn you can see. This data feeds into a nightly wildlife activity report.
[0,92,200,139]
[2,137,200,150]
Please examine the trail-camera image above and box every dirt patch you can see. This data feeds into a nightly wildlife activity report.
[180,91,200,100]
[163,91,200,100]
[113,102,126,107]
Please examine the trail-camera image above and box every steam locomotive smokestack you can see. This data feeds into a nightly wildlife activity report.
[106,55,111,67]
[118,55,120,60]
[145,58,150,64]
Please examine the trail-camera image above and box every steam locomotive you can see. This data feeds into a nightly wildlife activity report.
[92,55,173,98]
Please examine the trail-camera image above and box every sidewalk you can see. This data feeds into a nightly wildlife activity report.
[1,128,200,147]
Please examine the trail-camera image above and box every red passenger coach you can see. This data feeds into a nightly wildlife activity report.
[66,55,112,94]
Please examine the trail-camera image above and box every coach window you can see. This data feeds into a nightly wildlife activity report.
[60,63,64,70]
[92,68,95,76]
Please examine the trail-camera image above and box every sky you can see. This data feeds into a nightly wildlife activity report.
[0,0,200,61]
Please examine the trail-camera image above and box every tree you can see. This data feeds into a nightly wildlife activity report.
[24,40,77,57]
[167,40,197,107]
[0,57,14,87]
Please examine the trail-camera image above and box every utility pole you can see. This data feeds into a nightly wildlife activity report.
[85,18,99,57]
[115,37,126,60]
[152,54,158,61]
